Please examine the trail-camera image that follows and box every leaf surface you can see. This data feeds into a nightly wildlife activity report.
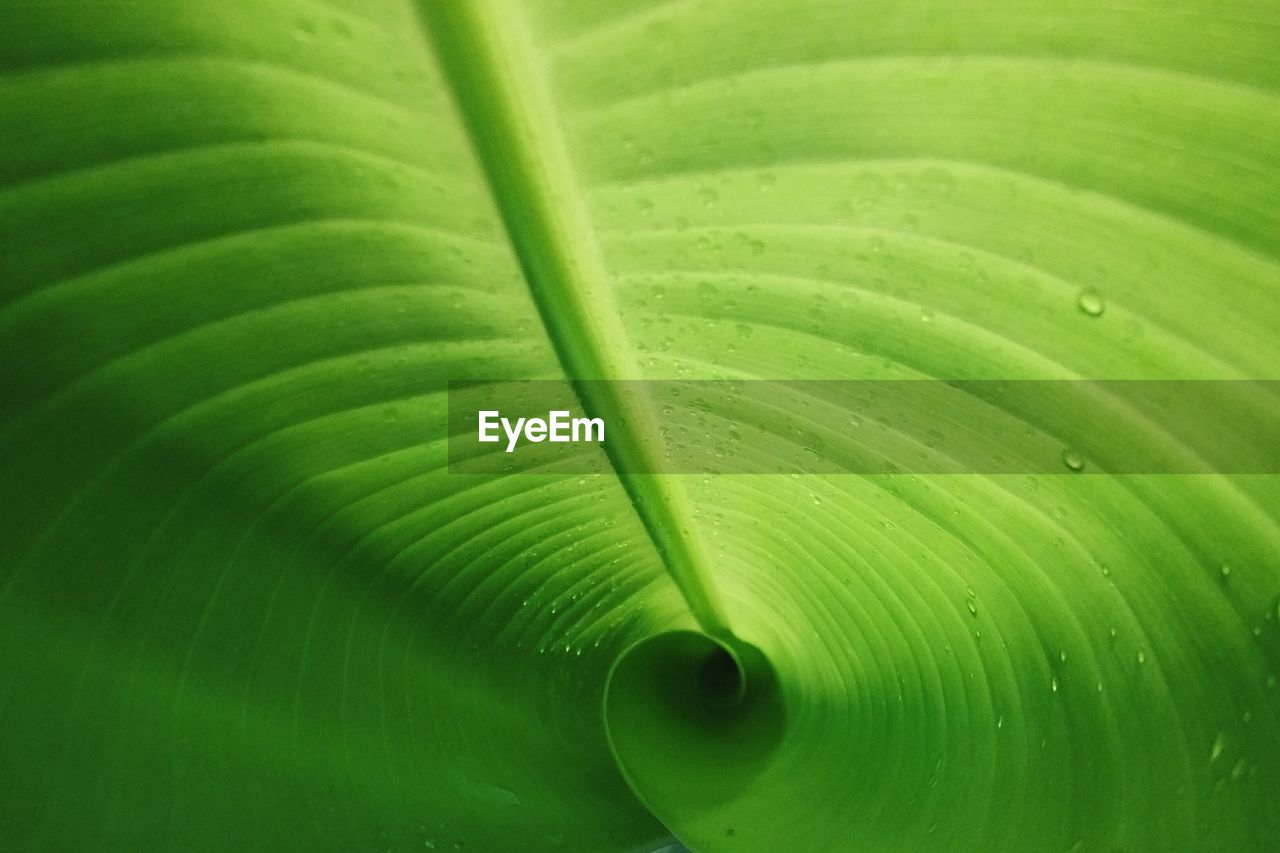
[1,1,1278,851]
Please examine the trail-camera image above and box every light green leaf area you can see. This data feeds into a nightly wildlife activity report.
[1,1,1278,851]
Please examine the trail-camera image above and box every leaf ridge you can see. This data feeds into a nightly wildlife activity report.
[414,0,734,636]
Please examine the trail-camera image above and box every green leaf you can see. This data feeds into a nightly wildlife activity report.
[2,1,1278,851]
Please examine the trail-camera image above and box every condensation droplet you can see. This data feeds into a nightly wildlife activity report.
[1220,563,1232,581]
[1061,448,1085,472]
[1051,675,1059,693]
[294,17,317,42]
[1137,649,1147,666]
[1211,732,1226,763]
[1077,289,1106,317]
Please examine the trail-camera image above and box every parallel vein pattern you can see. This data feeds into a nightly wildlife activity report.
[1,1,1278,852]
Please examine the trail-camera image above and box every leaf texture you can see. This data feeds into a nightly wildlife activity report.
[1,1,1278,851]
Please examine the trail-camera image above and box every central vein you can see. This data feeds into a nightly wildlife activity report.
[418,0,733,637]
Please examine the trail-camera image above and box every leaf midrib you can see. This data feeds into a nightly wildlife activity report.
[413,0,733,637]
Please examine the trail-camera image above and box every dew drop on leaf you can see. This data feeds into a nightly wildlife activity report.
[1061,448,1085,472]
[1077,289,1106,316]
[294,17,317,42]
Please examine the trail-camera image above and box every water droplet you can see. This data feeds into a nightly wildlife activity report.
[1059,649,1068,663]
[1077,289,1105,317]
[1210,732,1226,763]
[1051,675,1059,693]
[1220,563,1231,581]
[1230,759,1248,781]
[1061,448,1085,472]
[1137,649,1147,665]
[1100,562,1111,578]
[294,17,318,42]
